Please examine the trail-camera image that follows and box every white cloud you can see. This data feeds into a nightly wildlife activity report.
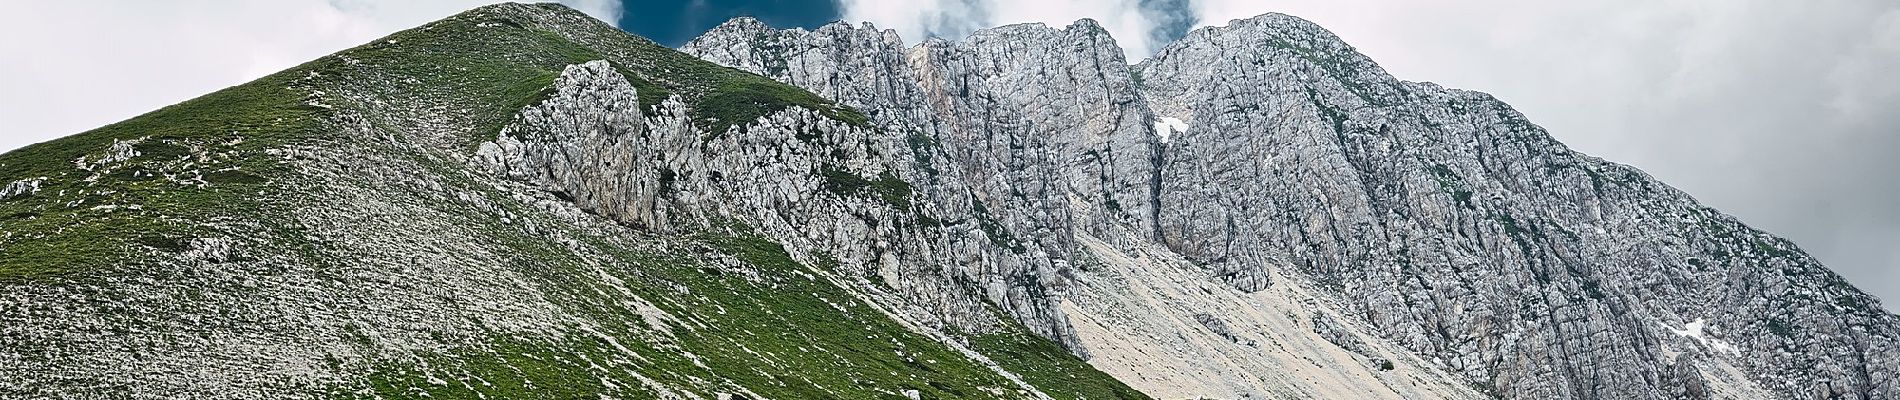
[840,0,1168,58]
[0,0,618,154]
[838,0,980,45]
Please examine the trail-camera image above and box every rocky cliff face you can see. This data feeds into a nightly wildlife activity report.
[1140,14,1899,399]
[680,17,1169,356]
[1,2,1894,399]
[681,16,1169,353]
[685,11,1900,400]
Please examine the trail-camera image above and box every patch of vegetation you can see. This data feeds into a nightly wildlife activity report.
[1583,167,1608,194]
[647,232,1066,397]
[350,335,620,399]
[869,171,913,208]
[695,76,870,138]
[1764,317,1796,338]
[0,53,316,281]
[971,333,1151,400]
[616,66,673,112]
[1427,164,1474,209]
[133,141,192,161]
[1488,211,1544,282]
[819,164,913,208]
[338,214,1133,398]
[972,201,1026,254]
[491,71,560,133]
[1269,38,1381,105]
[820,165,873,193]
[328,17,602,147]
[1753,239,1795,258]
[204,170,269,185]
[794,127,825,143]
[1304,88,1349,135]
[1580,279,1606,300]
[905,131,942,178]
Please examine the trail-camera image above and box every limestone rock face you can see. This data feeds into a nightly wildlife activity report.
[482,55,1087,352]
[685,12,1900,400]
[6,2,1889,398]
[1139,14,1898,399]
[680,17,1169,353]
[481,61,654,226]
[685,17,1163,249]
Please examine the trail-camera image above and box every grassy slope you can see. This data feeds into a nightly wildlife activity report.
[974,332,1151,400]
[346,230,1012,399]
[0,3,1142,398]
[0,3,860,282]
[0,55,319,281]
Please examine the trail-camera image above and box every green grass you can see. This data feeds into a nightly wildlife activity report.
[905,131,943,178]
[491,70,561,132]
[972,201,1026,254]
[0,57,318,282]
[1267,37,1382,105]
[613,64,674,112]
[0,2,868,283]
[323,16,603,147]
[349,336,620,399]
[1305,87,1349,135]
[820,164,913,208]
[1426,164,1475,209]
[696,76,870,137]
[971,333,1152,400]
[340,228,1122,398]
[331,6,868,145]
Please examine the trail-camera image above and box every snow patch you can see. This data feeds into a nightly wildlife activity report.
[1154,117,1188,143]
[1664,318,1742,356]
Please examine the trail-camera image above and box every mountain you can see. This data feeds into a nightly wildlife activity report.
[0,4,1135,399]
[1,2,1894,399]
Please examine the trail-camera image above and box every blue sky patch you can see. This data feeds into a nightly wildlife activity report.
[618,0,844,46]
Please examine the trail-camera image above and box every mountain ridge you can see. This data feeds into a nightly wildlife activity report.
[0,2,1893,399]
[684,7,1897,399]
[0,4,1139,398]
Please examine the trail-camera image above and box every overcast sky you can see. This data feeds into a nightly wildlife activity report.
[2,0,1894,311]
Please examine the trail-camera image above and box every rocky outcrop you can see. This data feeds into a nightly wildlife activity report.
[1139,13,1899,399]
[682,17,1172,354]
[480,61,656,226]
[686,11,1900,400]
[0,178,41,200]
[684,16,1165,254]
[476,59,1086,353]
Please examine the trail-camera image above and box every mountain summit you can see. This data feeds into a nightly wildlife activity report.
[2,3,1894,399]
